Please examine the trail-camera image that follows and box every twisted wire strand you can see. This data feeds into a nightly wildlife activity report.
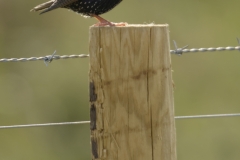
[0,113,240,129]
[0,54,89,63]
[175,113,240,119]
[0,121,90,129]
[170,46,240,54]
[0,46,239,63]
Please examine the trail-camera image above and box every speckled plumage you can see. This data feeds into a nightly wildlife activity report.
[31,0,122,16]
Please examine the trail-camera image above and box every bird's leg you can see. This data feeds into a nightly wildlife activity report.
[92,14,113,26]
[92,14,127,27]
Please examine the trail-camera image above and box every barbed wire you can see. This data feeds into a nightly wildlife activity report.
[170,46,240,54]
[0,51,89,66]
[0,54,89,62]
[0,46,237,63]
[1,40,240,65]
[170,40,240,55]
[0,113,239,130]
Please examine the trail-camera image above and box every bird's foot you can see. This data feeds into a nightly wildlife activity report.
[92,14,127,27]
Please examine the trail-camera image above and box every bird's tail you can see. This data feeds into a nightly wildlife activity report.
[30,1,55,14]
[30,0,78,14]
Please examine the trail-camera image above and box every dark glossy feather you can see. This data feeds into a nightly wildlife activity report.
[31,0,122,16]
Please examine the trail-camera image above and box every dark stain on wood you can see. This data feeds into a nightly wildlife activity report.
[132,69,157,80]
[91,138,98,159]
[90,104,97,130]
[90,82,97,102]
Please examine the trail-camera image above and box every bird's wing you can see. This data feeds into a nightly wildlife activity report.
[31,0,78,14]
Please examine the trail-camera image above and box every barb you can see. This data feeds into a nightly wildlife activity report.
[171,40,189,55]
[44,50,57,66]
[236,37,240,52]
[0,113,240,129]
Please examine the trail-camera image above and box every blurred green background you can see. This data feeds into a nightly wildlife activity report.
[1,0,240,159]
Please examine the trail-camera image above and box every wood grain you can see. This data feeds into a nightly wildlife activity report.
[89,25,176,160]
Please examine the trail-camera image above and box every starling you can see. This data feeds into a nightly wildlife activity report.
[31,0,126,26]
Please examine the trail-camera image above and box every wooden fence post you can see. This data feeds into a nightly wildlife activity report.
[89,25,176,160]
